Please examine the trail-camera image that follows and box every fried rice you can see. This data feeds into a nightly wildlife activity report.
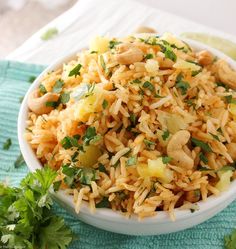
[25,33,236,220]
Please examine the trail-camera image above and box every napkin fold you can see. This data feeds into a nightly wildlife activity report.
[0,60,236,249]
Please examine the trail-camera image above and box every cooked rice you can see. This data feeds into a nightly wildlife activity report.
[26,33,236,220]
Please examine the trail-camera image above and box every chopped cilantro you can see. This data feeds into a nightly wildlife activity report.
[109,40,121,49]
[191,138,213,152]
[85,83,95,98]
[143,81,155,92]
[162,156,172,164]
[164,48,177,62]
[102,99,108,109]
[126,156,137,166]
[71,151,79,162]
[82,127,98,146]
[185,99,196,108]
[59,92,70,104]
[96,197,110,208]
[209,132,220,141]
[52,80,64,93]
[144,54,154,59]
[143,139,156,149]
[41,27,58,40]
[39,84,47,94]
[28,75,36,83]
[2,138,11,150]
[225,95,236,104]
[61,136,80,149]
[45,101,58,108]
[98,163,107,173]
[100,55,106,71]
[131,79,142,84]
[14,153,25,168]
[199,152,208,164]
[175,73,190,95]
[162,130,170,141]
[198,166,214,172]
[129,113,137,126]
[68,64,82,77]
[53,180,62,192]
[224,229,236,249]
[90,51,98,54]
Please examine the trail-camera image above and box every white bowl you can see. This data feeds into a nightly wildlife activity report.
[18,38,236,236]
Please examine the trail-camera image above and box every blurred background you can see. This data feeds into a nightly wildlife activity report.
[0,0,235,59]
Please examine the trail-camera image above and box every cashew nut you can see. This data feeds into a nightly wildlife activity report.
[115,43,144,65]
[135,26,157,34]
[226,143,236,160]
[196,50,214,66]
[215,59,236,89]
[167,130,194,169]
[27,89,59,115]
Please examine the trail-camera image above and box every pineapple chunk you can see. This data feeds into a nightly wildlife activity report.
[74,86,105,122]
[229,103,236,116]
[173,58,201,71]
[161,32,187,50]
[137,158,173,183]
[215,170,233,192]
[79,145,102,167]
[90,36,109,53]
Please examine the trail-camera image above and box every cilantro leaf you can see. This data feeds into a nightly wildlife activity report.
[162,156,172,164]
[61,136,80,149]
[109,40,121,49]
[225,95,236,104]
[98,163,107,173]
[191,138,213,152]
[3,138,12,150]
[129,113,137,126]
[162,130,170,141]
[52,80,64,93]
[39,84,47,94]
[199,152,208,164]
[126,156,137,166]
[59,92,70,104]
[224,229,236,249]
[82,127,99,146]
[14,153,25,168]
[209,132,220,142]
[28,76,36,83]
[143,81,155,92]
[41,27,58,40]
[144,54,154,59]
[68,64,82,77]
[143,139,156,150]
[96,197,110,208]
[102,99,108,109]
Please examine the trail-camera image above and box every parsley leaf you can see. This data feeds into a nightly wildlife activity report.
[144,54,154,59]
[41,27,58,40]
[143,139,156,150]
[82,127,99,146]
[96,197,110,208]
[52,80,64,93]
[225,95,236,104]
[131,79,141,84]
[143,81,155,92]
[162,130,170,141]
[209,132,220,142]
[14,153,25,168]
[102,99,108,109]
[28,76,36,83]
[162,156,172,164]
[61,135,82,150]
[109,40,121,49]
[129,113,137,126]
[224,229,236,249]
[2,138,11,150]
[53,180,62,192]
[68,64,82,77]
[39,84,47,94]
[126,156,137,166]
[98,163,107,173]
[199,152,208,164]
[191,138,213,152]
[176,81,190,95]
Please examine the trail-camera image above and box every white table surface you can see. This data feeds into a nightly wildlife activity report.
[136,0,236,36]
[8,0,236,64]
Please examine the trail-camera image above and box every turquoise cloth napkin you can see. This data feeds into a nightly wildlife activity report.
[0,60,235,249]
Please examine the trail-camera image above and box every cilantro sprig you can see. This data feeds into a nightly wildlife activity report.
[0,167,73,249]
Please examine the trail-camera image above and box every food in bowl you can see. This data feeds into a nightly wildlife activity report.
[25,33,236,220]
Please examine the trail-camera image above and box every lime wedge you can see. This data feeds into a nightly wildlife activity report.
[180,32,236,60]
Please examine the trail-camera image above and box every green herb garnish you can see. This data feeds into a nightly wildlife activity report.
[0,167,73,249]
[126,156,137,166]
[39,84,47,94]
[28,76,36,83]
[209,132,220,141]
[191,137,213,152]
[52,80,64,93]
[102,99,108,109]
[14,153,25,168]
[98,163,107,173]
[162,130,170,141]
[143,81,155,92]
[53,180,62,192]
[109,40,121,49]
[144,54,154,59]
[59,92,70,104]
[143,139,156,149]
[225,95,236,104]
[199,152,208,164]
[176,73,190,95]
[224,229,236,249]
[129,113,137,126]
[95,197,110,208]
[68,64,82,77]
[100,55,106,71]
[2,138,11,150]
[41,27,58,40]
[82,127,100,146]
[162,156,172,164]
[61,136,80,149]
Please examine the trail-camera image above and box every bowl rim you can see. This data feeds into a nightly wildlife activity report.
[18,37,236,223]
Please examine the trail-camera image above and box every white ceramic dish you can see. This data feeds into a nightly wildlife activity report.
[18,38,236,236]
